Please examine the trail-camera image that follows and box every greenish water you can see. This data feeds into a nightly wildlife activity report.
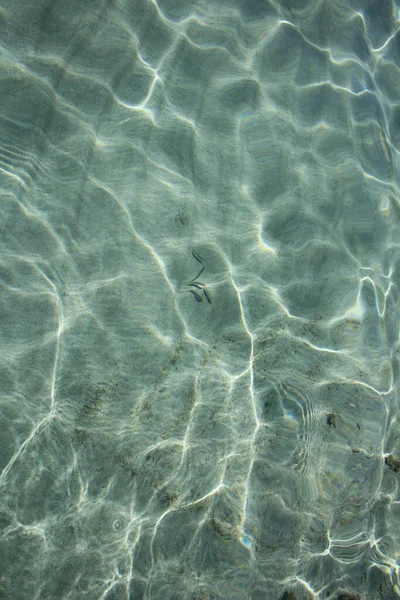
[0,1,400,599]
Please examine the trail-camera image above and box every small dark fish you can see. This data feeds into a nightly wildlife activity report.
[190,267,204,282]
[192,249,203,263]
[188,289,203,302]
[203,287,212,304]
[186,281,205,290]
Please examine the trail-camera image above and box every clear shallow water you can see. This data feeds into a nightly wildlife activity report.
[0,1,400,599]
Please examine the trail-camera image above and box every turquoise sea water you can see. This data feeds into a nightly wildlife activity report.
[0,1,400,599]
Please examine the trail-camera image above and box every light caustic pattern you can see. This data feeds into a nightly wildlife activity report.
[0,0,400,599]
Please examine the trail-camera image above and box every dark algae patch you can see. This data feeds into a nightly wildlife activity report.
[385,454,400,472]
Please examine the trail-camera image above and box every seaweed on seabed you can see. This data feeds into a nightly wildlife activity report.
[78,381,112,421]
[326,412,337,428]
[385,454,400,472]
[280,592,297,600]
